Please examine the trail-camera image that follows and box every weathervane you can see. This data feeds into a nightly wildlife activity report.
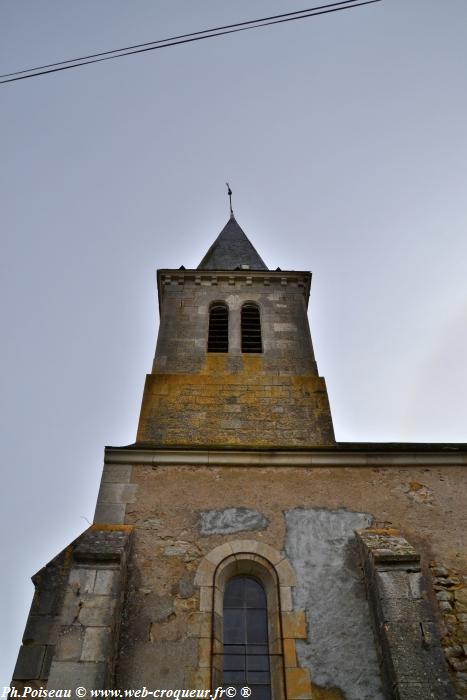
[226,182,234,217]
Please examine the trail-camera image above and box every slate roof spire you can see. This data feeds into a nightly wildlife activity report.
[197,214,268,271]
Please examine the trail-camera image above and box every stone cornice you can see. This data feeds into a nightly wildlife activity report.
[104,446,467,467]
[156,268,312,311]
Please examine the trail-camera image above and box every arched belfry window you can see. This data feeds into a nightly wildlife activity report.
[223,576,271,700]
[241,304,262,353]
[208,304,229,353]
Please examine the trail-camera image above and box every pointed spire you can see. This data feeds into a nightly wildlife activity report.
[197,216,268,271]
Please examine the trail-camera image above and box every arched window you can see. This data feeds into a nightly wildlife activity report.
[223,576,271,700]
[193,542,300,700]
[241,304,262,353]
[208,304,229,353]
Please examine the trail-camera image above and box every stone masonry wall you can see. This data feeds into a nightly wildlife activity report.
[137,271,335,447]
[136,358,334,446]
[153,272,317,376]
[431,562,467,697]
[113,462,466,698]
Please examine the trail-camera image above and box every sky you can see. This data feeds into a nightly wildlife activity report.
[1,0,467,687]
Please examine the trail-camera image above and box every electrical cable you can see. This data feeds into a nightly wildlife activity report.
[0,0,364,80]
[0,0,381,85]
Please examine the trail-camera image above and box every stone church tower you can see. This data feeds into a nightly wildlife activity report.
[11,213,467,699]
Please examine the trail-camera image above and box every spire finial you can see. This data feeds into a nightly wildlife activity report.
[226,182,234,217]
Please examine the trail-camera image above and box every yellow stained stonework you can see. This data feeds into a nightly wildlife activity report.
[137,358,334,447]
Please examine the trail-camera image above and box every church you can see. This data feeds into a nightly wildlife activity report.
[11,210,467,699]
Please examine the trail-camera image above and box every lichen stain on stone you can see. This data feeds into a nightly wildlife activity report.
[136,368,335,447]
[309,681,346,700]
[407,481,434,505]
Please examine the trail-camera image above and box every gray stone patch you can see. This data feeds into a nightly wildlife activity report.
[164,542,191,556]
[285,507,384,700]
[200,508,268,535]
[177,575,195,599]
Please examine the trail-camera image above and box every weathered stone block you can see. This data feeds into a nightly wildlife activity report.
[275,558,297,586]
[194,558,216,586]
[376,570,412,599]
[282,611,307,639]
[69,568,96,593]
[280,586,293,612]
[78,596,116,627]
[285,667,312,700]
[13,645,46,680]
[55,625,85,661]
[187,612,211,638]
[47,660,107,691]
[102,464,132,483]
[24,615,60,645]
[34,589,57,615]
[93,569,119,595]
[408,572,424,599]
[283,638,298,668]
[97,483,138,505]
[185,668,210,689]
[81,627,112,662]
[42,645,55,678]
[93,502,126,525]
[378,595,427,624]
[74,527,131,562]
[197,638,211,668]
[61,589,82,625]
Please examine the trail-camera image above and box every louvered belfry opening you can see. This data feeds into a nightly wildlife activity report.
[241,304,262,353]
[208,304,229,353]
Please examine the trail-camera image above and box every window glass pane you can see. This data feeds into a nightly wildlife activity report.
[246,609,268,644]
[247,645,268,655]
[224,609,245,644]
[224,578,244,608]
[249,686,271,700]
[247,655,269,671]
[244,578,267,608]
[224,645,246,656]
[247,672,271,685]
[224,655,246,671]
[223,671,246,684]
[223,576,271,692]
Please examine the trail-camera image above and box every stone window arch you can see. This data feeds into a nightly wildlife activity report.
[190,540,312,700]
[241,303,262,353]
[208,303,229,353]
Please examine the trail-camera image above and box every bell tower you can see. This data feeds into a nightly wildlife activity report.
[137,213,335,448]
[11,207,462,700]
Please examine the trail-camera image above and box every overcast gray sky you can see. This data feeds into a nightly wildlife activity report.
[2,0,467,686]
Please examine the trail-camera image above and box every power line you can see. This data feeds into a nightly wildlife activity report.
[0,0,365,79]
[0,0,381,85]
